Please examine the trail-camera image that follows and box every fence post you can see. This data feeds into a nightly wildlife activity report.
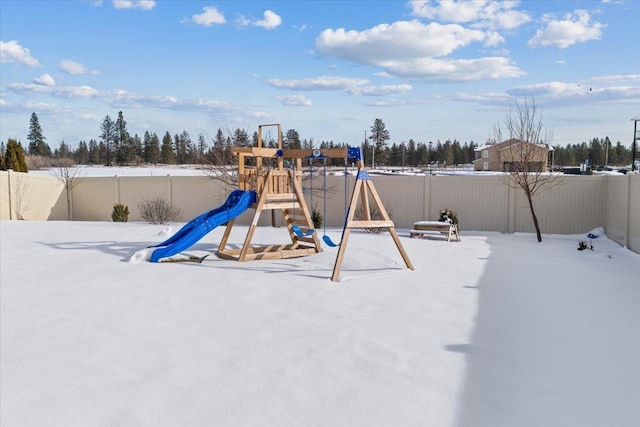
[625,173,632,248]
[7,169,13,220]
[425,173,431,220]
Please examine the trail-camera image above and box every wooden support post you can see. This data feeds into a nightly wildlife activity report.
[331,171,414,282]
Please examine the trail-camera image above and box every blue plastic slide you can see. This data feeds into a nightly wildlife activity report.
[149,189,257,262]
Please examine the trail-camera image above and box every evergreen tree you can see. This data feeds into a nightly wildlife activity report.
[27,112,51,157]
[452,140,463,165]
[588,137,603,166]
[100,115,116,165]
[416,141,427,166]
[212,128,228,164]
[174,133,182,163]
[114,111,133,164]
[75,140,89,164]
[88,139,99,164]
[614,141,626,166]
[55,140,71,159]
[233,128,250,147]
[174,133,187,164]
[150,132,161,164]
[132,133,143,160]
[369,118,390,167]
[160,131,176,164]
[143,131,160,164]
[388,142,400,167]
[285,129,301,149]
[197,133,207,163]
[97,141,107,164]
[142,131,151,162]
[443,140,454,166]
[0,142,5,170]
[3,139,28,172]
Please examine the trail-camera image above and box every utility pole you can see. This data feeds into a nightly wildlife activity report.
[371,135,375,170]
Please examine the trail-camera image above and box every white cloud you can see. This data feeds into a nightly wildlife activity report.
[316,20,524,82]
[253,10,282,30]
[269,76,412,97]
[235,15,251,27]
[109,89,235,112]
[528,10,605,49]
[484,31,505,46]
[34,74,56,86]
[268,76,369,91]
[274,94,312,106]
[348,84,413,96]
[506,81,640,105]
[9,82,101,98]
[112,0,155,10]
[59,59,99,75]
[317,21,486,62]
[59,85,101,98]
[237,10,282,30]
[7,83,54,95]
[184,6,226,27]
[408,0,530,30]
[0,40,41,67]
[589,74,640,83]
[377,56,525,81]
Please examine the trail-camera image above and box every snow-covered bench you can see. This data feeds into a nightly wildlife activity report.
[409,221,460,242]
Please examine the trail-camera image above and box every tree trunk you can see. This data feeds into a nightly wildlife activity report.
[525,189,542,242]
[66,185,72,221]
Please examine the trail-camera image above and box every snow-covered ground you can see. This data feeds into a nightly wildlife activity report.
[1,220,639,426]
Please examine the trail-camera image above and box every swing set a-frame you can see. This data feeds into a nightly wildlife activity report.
[217,123,414,281]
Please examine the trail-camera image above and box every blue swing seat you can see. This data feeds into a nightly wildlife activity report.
[322,235,340,247]
[292,224,315,237]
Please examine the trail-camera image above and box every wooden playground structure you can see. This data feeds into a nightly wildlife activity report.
[216,123,414,281]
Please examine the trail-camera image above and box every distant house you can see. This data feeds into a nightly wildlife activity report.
[473,139,550,172]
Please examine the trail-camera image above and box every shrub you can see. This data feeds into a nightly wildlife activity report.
[311,204,323,229]
[111,203,130,222]
[26,155,53,170]
[439,208,458,225]
[138,196,181,224]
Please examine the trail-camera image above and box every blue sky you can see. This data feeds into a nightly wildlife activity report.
[1,0,639,150]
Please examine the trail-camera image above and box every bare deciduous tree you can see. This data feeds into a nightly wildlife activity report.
[13,173,31,220]
[493,97,563,242]
[52,157,85,220]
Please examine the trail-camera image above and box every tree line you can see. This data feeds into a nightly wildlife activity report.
[0,111,635,171]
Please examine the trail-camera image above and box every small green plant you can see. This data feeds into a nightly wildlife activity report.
[439,208,458,225]
[111,203,130,222]
[138,196,181,224]
[311,204,323,229]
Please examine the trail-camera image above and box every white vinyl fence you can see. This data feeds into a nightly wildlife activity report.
[1,169,639,253]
